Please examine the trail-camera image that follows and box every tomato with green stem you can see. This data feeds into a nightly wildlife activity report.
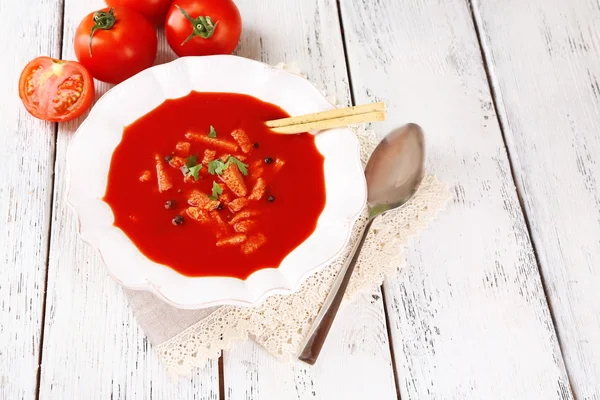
[74,7,157,84]
[165,0,242,57]
[18,57,95,122]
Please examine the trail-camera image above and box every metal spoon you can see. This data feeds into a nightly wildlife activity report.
[298,123,426,364]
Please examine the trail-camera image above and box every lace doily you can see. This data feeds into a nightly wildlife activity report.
[155,123,451,376]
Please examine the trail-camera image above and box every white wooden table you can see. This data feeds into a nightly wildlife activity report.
[2,0,599,398]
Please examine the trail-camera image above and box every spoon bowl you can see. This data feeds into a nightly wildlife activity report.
[366,123,425,216]
[299,123,426,364]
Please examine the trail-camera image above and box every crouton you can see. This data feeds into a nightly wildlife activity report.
[175,142,191,156]
[202,149,216,165]
[231,129,253,153]
[248,178,266,200]
[216,234,247,247]
[185,132,239,153]
[187,189,220,211]
[228,197,248,213]
[155,155,172,193]
[220,164,248,197]
[139,170,151,182]
[234,219,257,233]
[186,207,210,223]
[241,233,267,255]
[229,209,261,225]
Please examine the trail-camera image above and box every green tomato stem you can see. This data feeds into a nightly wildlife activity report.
[176,5,218,46]
[89,8,116,57]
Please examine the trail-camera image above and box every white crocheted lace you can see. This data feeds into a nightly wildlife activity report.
[155,65,452,377]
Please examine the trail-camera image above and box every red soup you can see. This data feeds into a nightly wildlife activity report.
[103,92,326,279]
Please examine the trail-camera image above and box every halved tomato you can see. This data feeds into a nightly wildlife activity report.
[18,57,94,122]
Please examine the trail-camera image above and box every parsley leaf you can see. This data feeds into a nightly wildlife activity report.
[208,125,217,138]
[209,181,223,200]
[227,156,249,176]
[208,159,226,175]
[188,164,202,181]
[207,157,249,176]
[186,155,198,168]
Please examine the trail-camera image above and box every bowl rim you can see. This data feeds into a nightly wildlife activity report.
[65,55,367,308]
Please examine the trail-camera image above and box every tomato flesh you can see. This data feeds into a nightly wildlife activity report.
[18,57,94,122]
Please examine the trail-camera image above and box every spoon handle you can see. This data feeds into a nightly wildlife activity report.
[298,217,375,364]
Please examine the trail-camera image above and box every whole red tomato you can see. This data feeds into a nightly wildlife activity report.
[74,8,157,84]
[105,0,173,25]
[165,0,241,57]
[18,57,94,122]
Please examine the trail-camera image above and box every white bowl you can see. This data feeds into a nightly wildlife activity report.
[66,55,366,309]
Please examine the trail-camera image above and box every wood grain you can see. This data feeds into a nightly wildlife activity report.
[340,0,574,398]
[0,0,63,399]
[225,291,397,400]
[36,1,220,398]
[224,1,397,399]
[472,0,600,397]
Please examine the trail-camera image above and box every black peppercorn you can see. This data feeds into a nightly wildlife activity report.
[267,195,275,202]
[217,203,224,211]
[264,157,273,164]
[164,200,175,209]
[253,142,259,148]
[172,215,184,225]
[164,155,173,162]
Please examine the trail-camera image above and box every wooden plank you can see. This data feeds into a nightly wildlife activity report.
[471,0,600,397]
[225,291,396,400]
[0,0,63,399]
[37,1,220,398]
[224,1,397,399]
[340,0,574,398]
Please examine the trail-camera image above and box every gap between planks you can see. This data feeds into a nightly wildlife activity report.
[381,287,402,400]
[35,0,66,399]
[336,0,356,106]
[219,355,225,400]
[466,0,575,395]
[335,2,401,399]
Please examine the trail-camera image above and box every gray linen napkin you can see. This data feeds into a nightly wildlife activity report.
[126,289,219,345]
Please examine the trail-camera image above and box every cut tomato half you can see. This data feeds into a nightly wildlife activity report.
[18,57,94,122]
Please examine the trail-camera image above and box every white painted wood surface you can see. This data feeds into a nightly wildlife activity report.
[36,1,220,399]
[340,0,573,398]
[225,291,396,400]
[2,0,600,398]
[0,1,62,399]
[224,1,397,399]
[472,1,600,397]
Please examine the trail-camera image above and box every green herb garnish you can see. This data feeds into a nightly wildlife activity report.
[208,159,226,175]
[209,181,223,200]
[183,155,201,181]
[207,156,249,176]
[188,164,202,181]
[208,125,217,138]
[228,156,248,176]
[186,155,198,168]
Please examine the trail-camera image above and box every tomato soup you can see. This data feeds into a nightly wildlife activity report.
[103,92,326,278]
